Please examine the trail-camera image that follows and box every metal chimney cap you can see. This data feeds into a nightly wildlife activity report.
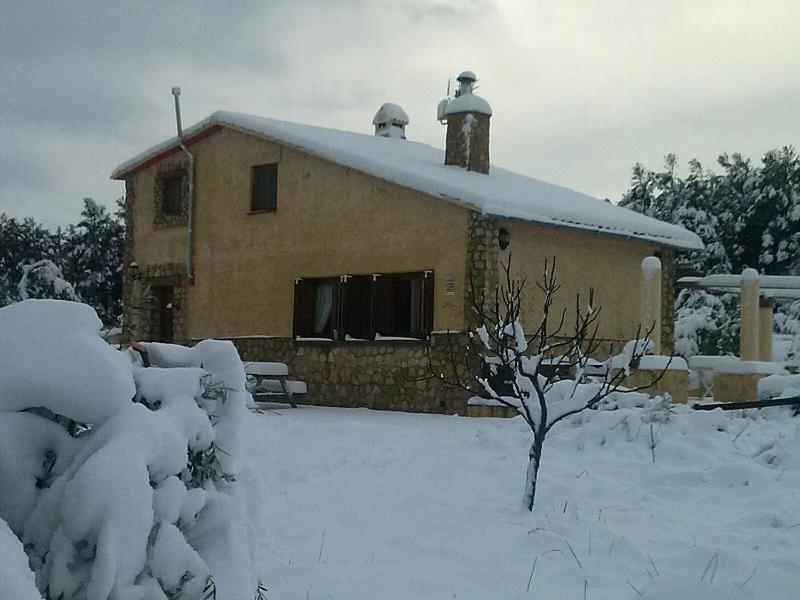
[457,71,477,83]
[171,86,181,96]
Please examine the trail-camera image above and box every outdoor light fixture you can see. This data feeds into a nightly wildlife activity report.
[129,261,140,280]
[498,227,510,250]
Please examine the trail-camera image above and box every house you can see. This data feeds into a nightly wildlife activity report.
[112,71,702,413]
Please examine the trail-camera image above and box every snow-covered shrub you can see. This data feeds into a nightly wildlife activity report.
[674,289,738,357]
[17,259,79,302]
[0,299,262,600]
[1,517,43,600]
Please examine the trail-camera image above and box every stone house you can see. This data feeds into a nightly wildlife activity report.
[112,72,702,414]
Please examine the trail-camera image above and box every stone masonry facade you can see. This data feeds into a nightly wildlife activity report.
[464,212,500,326]
[444,113,491,175]
[224,334,472,414]
[659,249,676,355]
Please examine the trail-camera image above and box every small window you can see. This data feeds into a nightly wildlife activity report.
[251,163,278,212]
[161,173,184,216]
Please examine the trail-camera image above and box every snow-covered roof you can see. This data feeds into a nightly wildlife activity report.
[111,111,703,250]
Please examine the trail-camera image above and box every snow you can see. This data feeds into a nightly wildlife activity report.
[641,255,662,275]
[244,361,289,376]
[713,360,788,375]
[442,91,493,116]
[638,355,688,371]
[0,301,261,600]
[0,518,42,600]
[686,355,740,370]
[372,103,409,126]
[741,268,760,283]
[244,404,800,599]
[758,374,800,399]
[0,300,135,424]
[111,112,703,250]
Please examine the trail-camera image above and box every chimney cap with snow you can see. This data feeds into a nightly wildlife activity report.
[373,103,409,139]
[442,70,492,117]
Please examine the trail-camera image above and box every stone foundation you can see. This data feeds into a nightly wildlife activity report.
[713,372,764,403]
[223,333,473,414]
[626,368,689,404]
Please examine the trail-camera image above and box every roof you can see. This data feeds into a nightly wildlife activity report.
[111,111,704,250]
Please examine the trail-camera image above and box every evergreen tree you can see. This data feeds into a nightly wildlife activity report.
[621,146,800,356]
[0,198,124,326]
[0,214,58,305]
[61,198,125,325]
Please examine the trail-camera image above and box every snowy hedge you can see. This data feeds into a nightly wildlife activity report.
[0,299,262,600]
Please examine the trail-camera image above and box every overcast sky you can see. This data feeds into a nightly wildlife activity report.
[3,0,799,227]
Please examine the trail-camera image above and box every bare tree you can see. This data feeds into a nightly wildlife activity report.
[430,257,662,511]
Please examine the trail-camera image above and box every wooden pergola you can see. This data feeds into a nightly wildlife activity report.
[677,271,800,362]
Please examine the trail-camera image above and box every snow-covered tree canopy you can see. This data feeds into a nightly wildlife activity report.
[0,299,262,600]
[0,198,124,325]
[622,147,800,356]
[621,147,800,277]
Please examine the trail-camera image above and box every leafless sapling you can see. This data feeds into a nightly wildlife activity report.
[430,257,662,511]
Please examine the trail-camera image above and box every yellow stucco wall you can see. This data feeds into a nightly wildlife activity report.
[131,127,471,338]
[497,219,659,343]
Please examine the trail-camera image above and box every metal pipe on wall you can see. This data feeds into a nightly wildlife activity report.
[172,86,195,282]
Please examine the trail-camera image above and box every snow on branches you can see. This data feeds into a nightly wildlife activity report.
[0,299,262,600]
[429,258,662,510]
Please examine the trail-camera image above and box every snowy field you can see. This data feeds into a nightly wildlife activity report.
[247,404,800,600]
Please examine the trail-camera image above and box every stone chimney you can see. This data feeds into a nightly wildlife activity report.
[439,71,492,174]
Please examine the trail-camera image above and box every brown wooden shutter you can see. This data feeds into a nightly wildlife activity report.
[341,276,372,339]
[422,271,434,337]
[373,274,394,336]
[293,278,315,338]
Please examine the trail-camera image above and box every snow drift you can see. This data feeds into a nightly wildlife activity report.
[0,299,262,600]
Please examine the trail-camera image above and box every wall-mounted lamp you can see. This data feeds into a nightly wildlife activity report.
[129,261,140,281]
[498,227,510,250]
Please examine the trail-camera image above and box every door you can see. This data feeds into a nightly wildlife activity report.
[151,286,174,342]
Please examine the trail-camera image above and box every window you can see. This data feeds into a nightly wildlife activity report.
[159,171,184,216]
[251,163,278,212]
[293,272,434,341]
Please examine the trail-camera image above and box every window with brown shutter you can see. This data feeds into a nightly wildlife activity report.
[251,163,278,212]
[293,277,338,339]
[293,271,433,341]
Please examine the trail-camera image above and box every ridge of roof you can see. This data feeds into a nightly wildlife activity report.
[111,111,704,251]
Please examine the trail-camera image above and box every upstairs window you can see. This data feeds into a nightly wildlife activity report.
[162,174,183,216]
[293,272,434,341]
[251,163,278,212]
[153,169,187,227]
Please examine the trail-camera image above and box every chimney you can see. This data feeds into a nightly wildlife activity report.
[438,71,492,174]
[373,103,409,139]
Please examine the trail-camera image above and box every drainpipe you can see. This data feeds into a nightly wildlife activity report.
[172,86,195,282]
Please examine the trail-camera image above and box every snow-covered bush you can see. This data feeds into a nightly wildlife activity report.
[1,517,43,600]
[17,259,79,302]
[674,289,739,357]
[0,299,262,600]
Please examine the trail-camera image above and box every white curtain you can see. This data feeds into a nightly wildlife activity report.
[313,283,334,335]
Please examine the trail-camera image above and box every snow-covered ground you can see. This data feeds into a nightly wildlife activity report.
[247,404,800,600]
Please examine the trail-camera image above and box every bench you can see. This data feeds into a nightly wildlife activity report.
[244,362,305,408]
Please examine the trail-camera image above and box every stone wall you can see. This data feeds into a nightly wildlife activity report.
[126,262,189,344]
[659,249,676,355]
[223,333,472,414]
[464,212,500,326]
[444,113,490,174]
